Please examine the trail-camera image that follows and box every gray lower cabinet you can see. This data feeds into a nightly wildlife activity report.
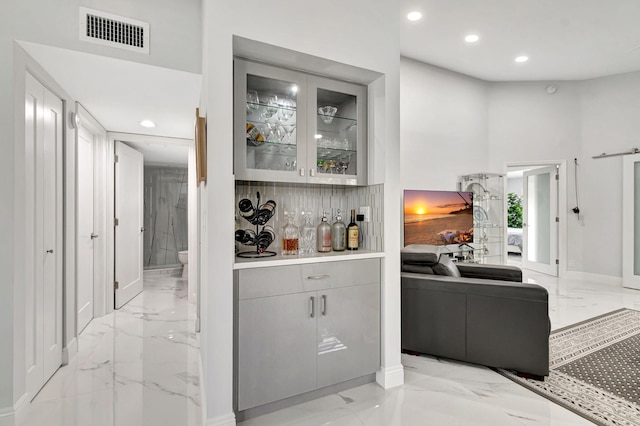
[235,258,380,411]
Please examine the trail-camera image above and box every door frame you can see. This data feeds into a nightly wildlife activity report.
[504,160,568,277]
[622,154,640,289]
[105,132,199,317]
[75,103,109,322]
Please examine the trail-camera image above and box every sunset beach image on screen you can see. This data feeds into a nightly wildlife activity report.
[403,190,474,246]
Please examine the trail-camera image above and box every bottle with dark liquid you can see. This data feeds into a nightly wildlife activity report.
[281,213,299,255]
[347,209,359,250]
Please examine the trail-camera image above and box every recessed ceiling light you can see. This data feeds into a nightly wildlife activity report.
[465,34,479,43]
[515,56,529,63]
[407,11,422,21]
[140,120,156,128]
[290,85,298,94]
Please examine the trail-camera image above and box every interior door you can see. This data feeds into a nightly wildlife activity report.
[77,125,95,331]
[522,165,559,276]
[25,73,63,398]
[115,141,144,308]
[622,155,640,289]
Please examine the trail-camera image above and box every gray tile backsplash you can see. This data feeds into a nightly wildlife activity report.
[235,182,384,252]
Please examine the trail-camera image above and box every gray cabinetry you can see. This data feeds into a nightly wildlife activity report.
[235,258,381,411]
[234,58,367,185]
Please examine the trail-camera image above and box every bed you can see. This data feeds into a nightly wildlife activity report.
[507,227,523,254]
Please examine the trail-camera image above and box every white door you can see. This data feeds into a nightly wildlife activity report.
[115,142,144,308]
[622,155,640,289]
[25,73,63,398]
[77,125,95,332]
[522,165,559,276]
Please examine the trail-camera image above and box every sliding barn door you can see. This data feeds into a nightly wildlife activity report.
[623,155,640,289]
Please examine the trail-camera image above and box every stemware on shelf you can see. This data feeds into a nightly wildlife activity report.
[318,105,338,124]
[246,90,259,113]
[278,98,295,123]
[263,94,279,119]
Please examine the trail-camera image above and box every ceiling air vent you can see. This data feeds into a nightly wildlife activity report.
[79,7,149,54]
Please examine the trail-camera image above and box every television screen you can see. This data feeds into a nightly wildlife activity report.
[403,190,474,246]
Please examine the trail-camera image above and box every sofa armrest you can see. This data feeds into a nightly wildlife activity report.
[456,263,522,282]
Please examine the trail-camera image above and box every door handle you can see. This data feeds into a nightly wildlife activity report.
[309,296,315,318]
[90,233,99,239]
[299,168,305,177]
[310,168,316,177]
[321,295,327,316]
[141,227,146,233]
[46,249,53,254]
[306,274,330,280]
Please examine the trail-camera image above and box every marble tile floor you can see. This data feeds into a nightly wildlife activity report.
[18,274,201,426]
[239,269,640,426]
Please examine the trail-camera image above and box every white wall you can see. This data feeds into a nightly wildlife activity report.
[578,72,640,276]
[201,1,401,424]
[400,58,490,191]
[1,0,202,421]
[507,176,523,195]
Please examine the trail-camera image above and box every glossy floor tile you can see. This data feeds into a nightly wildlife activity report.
[239,268,640,425]
[18,274,201,426]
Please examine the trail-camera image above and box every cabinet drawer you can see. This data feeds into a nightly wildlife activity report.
[237,265,302,300]
[237,258,380,300]
[300,258,380,291]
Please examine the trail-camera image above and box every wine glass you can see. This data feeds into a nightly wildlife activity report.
[278,98,295,123]
[281,124,296,144]
[263,94,279,119]
[246,90,259,114]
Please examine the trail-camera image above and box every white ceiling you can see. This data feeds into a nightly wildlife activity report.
[21,41,199,164]
[21,1,640,164]
[122,140,189,166]
[400,0,640,81]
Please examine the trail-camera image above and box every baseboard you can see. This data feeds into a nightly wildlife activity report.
[0,404,14,426]
[376,363,405,389]
[12,393,29,425]
[62,337,78,365]
[204,413,236,426]
[198,351,208,426]
[566,271,622,286]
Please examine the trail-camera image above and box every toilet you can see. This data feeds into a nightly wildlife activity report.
[178,250,188,278]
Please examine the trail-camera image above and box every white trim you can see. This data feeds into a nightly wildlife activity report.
[504,160,568,278]
[198,352,208,426]
[205,414,236,426]
[375,363,405,389]
[62,337,78,365]
[0,393,28,425]
[565,271,623,287]
[12,393,29,424]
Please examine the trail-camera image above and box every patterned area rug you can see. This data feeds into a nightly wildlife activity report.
[498,308,640,426]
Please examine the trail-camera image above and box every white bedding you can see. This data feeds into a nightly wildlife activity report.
[507,227,523,253]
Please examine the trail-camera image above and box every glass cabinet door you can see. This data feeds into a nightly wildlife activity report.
[308,76,367,186]
[234,60,307,183]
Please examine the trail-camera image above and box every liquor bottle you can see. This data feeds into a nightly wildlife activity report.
[347,209,359,250]
[281,213,299,256]
[331,209,346,251]
[316,211,332,253]
[238,198,257,223]
[299,212,316,255]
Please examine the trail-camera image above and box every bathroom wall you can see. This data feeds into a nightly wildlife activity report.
[235,182,384,254]
[144,166,188,268]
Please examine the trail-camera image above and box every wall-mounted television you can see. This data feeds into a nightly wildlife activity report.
[403,190,474,246]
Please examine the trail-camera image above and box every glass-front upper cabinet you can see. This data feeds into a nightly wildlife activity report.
[308,75,367,186]
[234,59,367,185]
[234,59,308,183]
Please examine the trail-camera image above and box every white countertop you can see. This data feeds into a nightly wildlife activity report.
[233,249,385,269]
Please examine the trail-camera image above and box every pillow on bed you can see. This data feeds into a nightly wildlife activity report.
[433,255,461,277]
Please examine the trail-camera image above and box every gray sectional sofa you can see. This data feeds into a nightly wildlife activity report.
[401,246,550,378]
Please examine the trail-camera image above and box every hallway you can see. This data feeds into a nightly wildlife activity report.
[18,273,201,426]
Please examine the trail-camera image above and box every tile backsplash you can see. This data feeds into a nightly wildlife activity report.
[235,182,384,253]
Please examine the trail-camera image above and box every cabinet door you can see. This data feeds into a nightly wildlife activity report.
[307,75,367,186]
[234,59,308,183]
[237,291,317,410]
[316,283,380,388]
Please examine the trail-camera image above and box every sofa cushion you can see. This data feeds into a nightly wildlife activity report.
[401,245,439,265]
[432,255,461,277]
[401,264,435,274]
